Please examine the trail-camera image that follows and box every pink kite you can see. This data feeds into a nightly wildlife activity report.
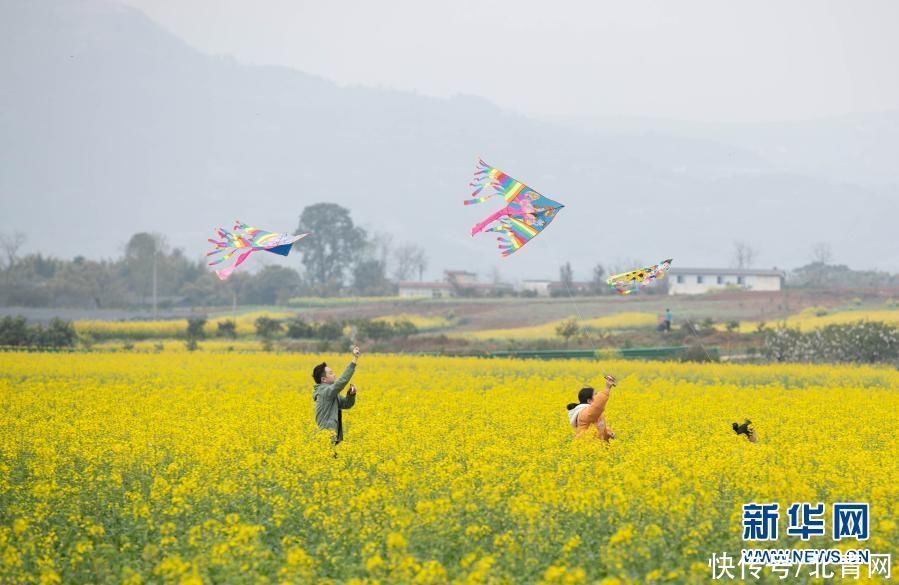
[465,159,564,257]
[207,221,308,280]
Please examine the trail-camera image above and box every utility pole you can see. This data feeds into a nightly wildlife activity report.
[152,238,158,319]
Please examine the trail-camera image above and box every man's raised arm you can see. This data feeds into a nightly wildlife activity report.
[321,346,361,400]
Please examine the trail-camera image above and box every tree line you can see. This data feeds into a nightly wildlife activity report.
[3,219,896,310]
[0,204,428,309]
[0,313,420,350]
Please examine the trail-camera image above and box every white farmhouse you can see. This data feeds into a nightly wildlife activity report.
[520,280,553,297]
[668,267,784,295]
[398,270,513,298]
[397,281,453,298]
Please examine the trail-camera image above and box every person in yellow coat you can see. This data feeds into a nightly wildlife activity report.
[566,375,617,441]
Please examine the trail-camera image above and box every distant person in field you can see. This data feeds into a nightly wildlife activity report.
[664,308,673,332]
[567,374,617,441]
[312,345,360,446]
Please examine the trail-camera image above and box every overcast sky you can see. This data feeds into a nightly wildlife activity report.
[118,0,899,123]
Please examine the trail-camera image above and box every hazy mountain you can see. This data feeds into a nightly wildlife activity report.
[576,112,899,187]
[2,0,897,282]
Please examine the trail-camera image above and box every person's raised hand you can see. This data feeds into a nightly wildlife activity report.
[352,345,361,359]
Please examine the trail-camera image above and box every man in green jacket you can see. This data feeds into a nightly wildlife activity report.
[312,345,360,445]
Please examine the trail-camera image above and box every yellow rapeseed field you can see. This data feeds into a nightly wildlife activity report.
[75,311,297,340]
[76,311,453,342]
[91,339,263,353]
[461,312,658,341]
[719,308,899,334]
[1,353,897,584]
[373,314,455,332]
[287,297,407,308]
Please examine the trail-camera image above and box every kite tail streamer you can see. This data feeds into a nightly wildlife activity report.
[465,159,519,205]
[486,217,535,256]
[465,159,495,204]
[470,207,509,236]
[215,250,253,281]
[492,230,518,256]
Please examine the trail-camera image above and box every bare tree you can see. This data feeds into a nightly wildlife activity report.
[0,231,26,269]
[811,242,833,265]
[369,232,393,269]
[392,242,427,281]
[732,241,756,269]
[392,243,416,281]
[412,247,428,281]
[591,264,606,294]
[559,262,574,291]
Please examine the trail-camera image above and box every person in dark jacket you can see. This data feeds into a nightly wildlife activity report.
[312,345,360,445]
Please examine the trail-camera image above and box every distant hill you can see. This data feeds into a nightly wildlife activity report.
[572,111,899,187]
[2,0,897,280]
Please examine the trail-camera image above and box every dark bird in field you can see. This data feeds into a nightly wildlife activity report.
[732,419,757,442]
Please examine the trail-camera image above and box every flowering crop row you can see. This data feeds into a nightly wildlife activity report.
[1,353,896,583]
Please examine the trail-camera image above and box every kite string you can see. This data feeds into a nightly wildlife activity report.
[561,278,616,364]
[560,277,603,386]
[683,319,715,363]
[561,278,588,324]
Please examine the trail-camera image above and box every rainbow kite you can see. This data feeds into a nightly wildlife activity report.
[607,258,673,295]
[207,221,309,280]
[465,159,564,257]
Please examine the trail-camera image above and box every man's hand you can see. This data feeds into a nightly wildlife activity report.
[351,345,361,363]
[348,384,357,396]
